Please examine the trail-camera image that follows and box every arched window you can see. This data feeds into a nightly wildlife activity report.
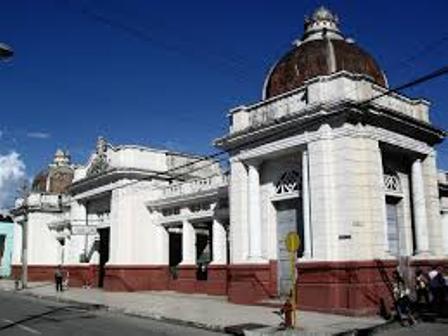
[275,170,301,196]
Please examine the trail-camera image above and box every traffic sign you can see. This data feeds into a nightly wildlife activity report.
[285,232,300,252]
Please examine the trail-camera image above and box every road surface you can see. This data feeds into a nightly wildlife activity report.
[0,291,225,336]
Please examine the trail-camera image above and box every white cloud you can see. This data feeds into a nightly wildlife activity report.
[0,152,26,210]
[27,132,51,139]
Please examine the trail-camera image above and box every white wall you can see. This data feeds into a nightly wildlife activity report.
[109,180,165,264]
[27,212,61,265]
[108,148,167,172]
[306,124,388,260]
[12,221,22,264]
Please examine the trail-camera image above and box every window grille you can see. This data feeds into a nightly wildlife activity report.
[275,170,301,195]
[384,174,401,194]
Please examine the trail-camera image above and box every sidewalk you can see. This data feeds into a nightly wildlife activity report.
[0,280,385,335]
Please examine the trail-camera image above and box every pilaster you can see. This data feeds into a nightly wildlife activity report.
[411,159,429,255]
[180,220,196,265]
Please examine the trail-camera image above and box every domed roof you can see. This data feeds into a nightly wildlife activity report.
[31,149,74,194]
[264,7,387,99]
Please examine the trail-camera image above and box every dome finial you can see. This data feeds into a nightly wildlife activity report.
[53,148,70,166]
[302,6,343,42]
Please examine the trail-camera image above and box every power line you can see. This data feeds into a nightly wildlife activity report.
[170,64,448,179]
[64,63,448,202]
[61,0,258,86]
[385,34,448,76]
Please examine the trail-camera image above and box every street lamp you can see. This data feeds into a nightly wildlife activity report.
[0,42,13,60]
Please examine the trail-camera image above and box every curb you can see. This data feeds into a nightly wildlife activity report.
[334,320,398,336]
[2,287,391,336]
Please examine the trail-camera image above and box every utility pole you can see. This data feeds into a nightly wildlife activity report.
[16,181,29,289]
[21,202,28,289]
[0,42,13,60]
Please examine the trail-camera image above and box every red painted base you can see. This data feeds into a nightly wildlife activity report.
[227,261,277,305]
[103,264,228,295]
[168,265,228,295]
[296,260,398,316]
[103,265,169,291]
[12,258,447,316]
[11,264,95,288]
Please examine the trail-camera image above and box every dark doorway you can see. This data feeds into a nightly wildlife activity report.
[98,228,110,288]
[195,222,212,281]
[169,232,182,267]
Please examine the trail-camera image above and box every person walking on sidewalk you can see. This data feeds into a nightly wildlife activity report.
[54,265,64,292]
[429,266,446,314]
[415,269,430,308]
[393,270,416,326]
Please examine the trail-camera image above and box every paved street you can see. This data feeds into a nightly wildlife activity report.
[0,291,225,336]
[374,322,448,336]
[0,280,385,334]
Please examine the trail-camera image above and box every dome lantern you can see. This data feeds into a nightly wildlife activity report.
[302,6,343,42]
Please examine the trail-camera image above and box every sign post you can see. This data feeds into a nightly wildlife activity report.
[285,232,300,328]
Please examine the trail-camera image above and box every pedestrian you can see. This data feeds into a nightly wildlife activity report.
[54,265,64,292]
[415,269,430,307]
[428,266,438,281]
[392,270,415,325]
[429,266,445,314]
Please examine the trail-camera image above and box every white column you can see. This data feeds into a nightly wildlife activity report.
[181,220,196,264]
[376,146,389,255]
[247,162,262,259]
[412,159,429,254]
[442,211,448,256]
[211,219,227,264]
[302,150,312,258]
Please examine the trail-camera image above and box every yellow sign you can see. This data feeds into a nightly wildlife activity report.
[285,232,300,253]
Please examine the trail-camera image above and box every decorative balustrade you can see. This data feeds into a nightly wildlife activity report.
[384,174,401,194]
[26,193,70,210]
[248,88,308,129]
[230,74,429,133]
[371,86,428,122]
[162,175,229,199]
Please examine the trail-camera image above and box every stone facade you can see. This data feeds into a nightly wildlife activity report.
[11,7,448,315]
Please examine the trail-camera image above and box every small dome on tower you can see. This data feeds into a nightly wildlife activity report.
[264,7,387,99]
[31,149,74,193]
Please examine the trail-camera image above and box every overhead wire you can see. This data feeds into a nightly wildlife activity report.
[61,0,260,86]
[51,2,448,198]
[60,63,448,207]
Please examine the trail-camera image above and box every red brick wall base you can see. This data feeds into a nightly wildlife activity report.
[11,264,95,288]
[227,261,278,305]
[296,260,398,316]
[227,259,448,315]
[12,259,447,316]
[103,264,228,295]
[103,265,169,291]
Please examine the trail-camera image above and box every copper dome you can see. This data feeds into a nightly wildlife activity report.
[264,7,387,99]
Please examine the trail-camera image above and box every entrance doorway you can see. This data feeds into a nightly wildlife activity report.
[169,231,182,267]
[98,228,110,288]
[195,222,212,281]
[275,198,303,297]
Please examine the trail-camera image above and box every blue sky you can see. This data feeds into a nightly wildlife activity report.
[1,0,448,201]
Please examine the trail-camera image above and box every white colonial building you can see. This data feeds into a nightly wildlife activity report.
[12,7,448,314]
